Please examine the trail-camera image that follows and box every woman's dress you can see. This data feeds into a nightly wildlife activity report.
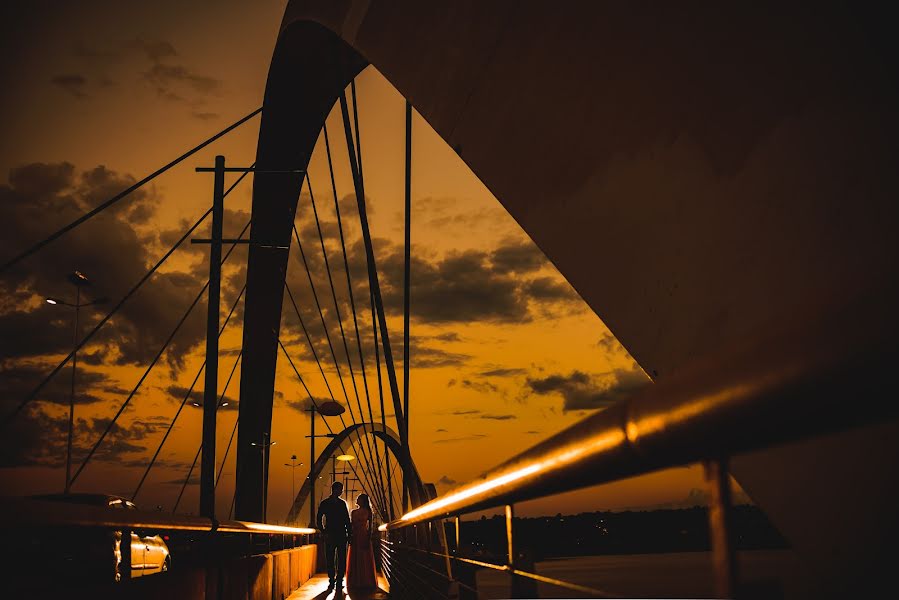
[346,508,377,588]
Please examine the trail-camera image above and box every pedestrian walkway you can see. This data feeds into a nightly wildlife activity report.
[287,573,390,600]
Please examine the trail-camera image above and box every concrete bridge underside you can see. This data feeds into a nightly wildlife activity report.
[237,3,899,596]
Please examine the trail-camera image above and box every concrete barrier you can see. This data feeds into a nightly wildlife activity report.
[247,553,273,600]
[70,544,318,599]
[272,551,291,600]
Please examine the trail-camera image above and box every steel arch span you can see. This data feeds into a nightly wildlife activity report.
[285,422,424,525]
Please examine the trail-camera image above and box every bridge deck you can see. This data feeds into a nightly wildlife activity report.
[288,573,390,599]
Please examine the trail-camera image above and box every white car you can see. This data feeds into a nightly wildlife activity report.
[33,493,171,580]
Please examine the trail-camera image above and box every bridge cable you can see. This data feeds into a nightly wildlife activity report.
[369,282,395,521]
[2,167,254,428]
[319,126,389,514]
[71,219,252,485]
[302,176,383,510]
[340,90,415,511]
[131,284,247,501]
[173,444,202,514]
[276,339,387,519]
[214,355,242,490]
[280,283,387,518]
[271,306,383,514]
[346,84,391,515]
[289,221,383,499]
[0,108,261,276]
[281,278,385,509]
[402,97,413,513]
[348,83,387,516]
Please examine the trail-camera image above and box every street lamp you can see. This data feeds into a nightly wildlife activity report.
[284,454,304,506]
[304,400,345,526]
[250,433,277,522]
[190,399,229,408]
[46,270,107,494]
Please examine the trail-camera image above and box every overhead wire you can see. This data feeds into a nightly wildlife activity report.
[3,165,254,428]
[72,218,252,485]
[131,284,247,501]
[0,108,261,275]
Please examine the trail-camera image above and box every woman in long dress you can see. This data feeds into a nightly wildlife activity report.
[346,493,377,589]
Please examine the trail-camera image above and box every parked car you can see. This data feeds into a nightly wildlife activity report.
[30,493,171,581]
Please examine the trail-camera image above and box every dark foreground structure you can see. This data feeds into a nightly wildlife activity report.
[239,2,899,598]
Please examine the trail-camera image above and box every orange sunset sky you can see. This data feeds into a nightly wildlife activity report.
[0,0,741,521]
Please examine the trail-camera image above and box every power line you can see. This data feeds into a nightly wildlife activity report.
[0,108,261,275]
[2,166,254,429]
[71,220,251,484]
[132,284,247,501]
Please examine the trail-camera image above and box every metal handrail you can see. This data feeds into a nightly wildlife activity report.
[0,497,317,535]
[383,284,899,528]
[381,539,613,598]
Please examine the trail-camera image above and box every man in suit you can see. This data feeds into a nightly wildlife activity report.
[317,481,351,590]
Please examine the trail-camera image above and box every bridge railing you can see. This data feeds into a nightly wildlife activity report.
[378,285,899,598]
[1,497,319,598]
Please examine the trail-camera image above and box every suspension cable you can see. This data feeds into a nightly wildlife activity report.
[2,166,254,428]
[173,444,202,514]
[277,340,386,519]
[330,94,384,516]
[214,349,242,488]
[338,90,407,446]
[0,108,261,275]
[371,286,395,521]
[289,221,382,495]
[132,284,247,501]
[71,219,252,484]
[289,223,356,423]
[280,282,387,518]
[305,173,385,512]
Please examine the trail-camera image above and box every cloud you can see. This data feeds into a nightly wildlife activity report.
[524,430,541,435]
[454,379,499,394]
[405,343,471,369]
[435,428,447,432]
[526,366,649,411]
[0,363,109,406]
[479,368,526,378]
[437,475,457,486]
[597,332,626,355]
[144,63,221,102]
[449,409,481,416]
[490,240,549,273]
[51,74,88,98]
[433,434,487,444]
[481,414,516,420]
[286,397,343,416]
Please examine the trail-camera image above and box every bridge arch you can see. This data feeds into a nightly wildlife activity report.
[285,422,424,525]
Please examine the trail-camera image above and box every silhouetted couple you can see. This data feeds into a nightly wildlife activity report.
[317,481,377,592]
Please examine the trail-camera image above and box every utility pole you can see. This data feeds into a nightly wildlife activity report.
[199,155,225,519]
[193,159,300,521]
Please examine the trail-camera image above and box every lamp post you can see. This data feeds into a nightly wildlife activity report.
[250,433,277,522]
[304,400,345,526]
[284,454,304,505]
[335,454,356,500]
[46,270,107,494]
